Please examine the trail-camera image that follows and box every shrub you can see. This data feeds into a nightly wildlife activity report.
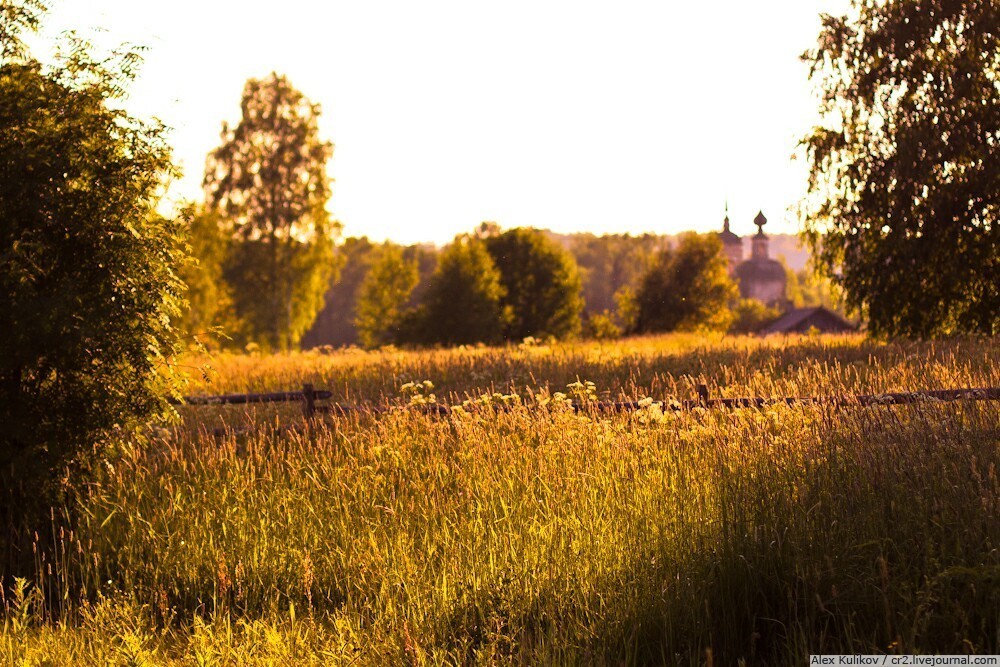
[0,11,183,534]
[584,310,623,340]
[729,299,781,334]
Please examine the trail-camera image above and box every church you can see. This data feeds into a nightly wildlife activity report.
[718,209,787,308]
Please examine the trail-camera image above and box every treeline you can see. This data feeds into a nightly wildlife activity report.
[288,229,841,349]
[185,217,845,351]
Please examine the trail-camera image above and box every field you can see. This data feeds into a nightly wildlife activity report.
[3,334,999,665]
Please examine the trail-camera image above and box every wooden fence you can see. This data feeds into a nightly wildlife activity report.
[175,384,1000,420]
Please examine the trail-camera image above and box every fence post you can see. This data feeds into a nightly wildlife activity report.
[696,383,709,407]
[302,383,316,420]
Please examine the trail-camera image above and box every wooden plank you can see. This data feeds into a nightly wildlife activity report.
[174,386,999,416]
[178,389,333,406]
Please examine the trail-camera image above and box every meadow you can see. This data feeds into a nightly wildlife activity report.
[3,334,999,665]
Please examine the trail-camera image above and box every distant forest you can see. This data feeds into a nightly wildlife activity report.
[303,231,811,348]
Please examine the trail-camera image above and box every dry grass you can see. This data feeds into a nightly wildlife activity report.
[4,334,999,665]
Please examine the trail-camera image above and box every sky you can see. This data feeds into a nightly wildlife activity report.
[33,0,851,246]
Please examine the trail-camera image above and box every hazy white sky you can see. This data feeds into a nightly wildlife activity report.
[34,0,850,245]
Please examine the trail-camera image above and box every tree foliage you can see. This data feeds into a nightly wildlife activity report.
[175,204,236,347]
[483,228,583,341]
[582,310,623,340]
[355,244,420,349]
[802,0,999,337]
[299,239,438,349]
[570,233,660,316]
[0,0,44,61]
[204,73,337,350]
[633,233,737,333]
[301,237,377,349]
[0,4,183,520]
[400,237,507,347]
[783,261,849,317]
[729,299,782,334]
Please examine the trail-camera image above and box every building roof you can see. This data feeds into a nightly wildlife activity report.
[761,306,855,335]
[718,216,741,244]
[735,256,786,283]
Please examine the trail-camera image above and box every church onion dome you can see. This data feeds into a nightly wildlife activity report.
[734,256,786,283]
[754,210,768,234]
[718,216,740,245]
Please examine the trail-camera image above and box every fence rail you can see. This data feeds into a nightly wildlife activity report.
[178,389,333,406]
[174,384,1000,421]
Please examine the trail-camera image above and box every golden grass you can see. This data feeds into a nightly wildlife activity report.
[4,333,999,665]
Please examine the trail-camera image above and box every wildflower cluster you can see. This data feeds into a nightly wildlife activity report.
[565,380,598,403]
[518,336,555,350]
[400,380,436,406]
[532,380,599,411]
[632,396,669,425]
[461,392,522,410]
[533,388,574,410]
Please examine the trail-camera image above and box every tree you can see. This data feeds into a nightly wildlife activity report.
[175,204,238,347]
[570,233,660,316]
[300,239,439,348]
[355,243,419,349]
[399,237,507,347]
[802,0,999,337]
[483,228,583,340]
[633,233,737,333]
[0,5,183,524]
[301,237,375,348]
[204,73,338,350]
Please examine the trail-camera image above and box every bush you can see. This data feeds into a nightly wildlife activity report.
[175,205,237,348]
[729,299,781,334]
[0,13,183,533]
[583,310,622,340]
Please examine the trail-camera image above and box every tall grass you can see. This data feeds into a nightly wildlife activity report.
[3,334,998,665]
